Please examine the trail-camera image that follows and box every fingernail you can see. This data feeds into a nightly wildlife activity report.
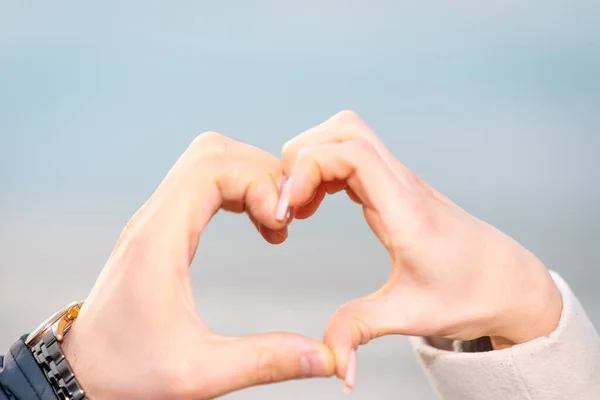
[275,177,293,222]
[301,352,328,378]
[343,349,357,393]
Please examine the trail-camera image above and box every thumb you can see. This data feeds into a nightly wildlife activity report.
[324,294,409,391]
[204,332,335,398]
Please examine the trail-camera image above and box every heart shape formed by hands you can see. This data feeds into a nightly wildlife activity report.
[62,111,562,400]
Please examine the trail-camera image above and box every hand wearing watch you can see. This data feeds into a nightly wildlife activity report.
[25,302,87,400]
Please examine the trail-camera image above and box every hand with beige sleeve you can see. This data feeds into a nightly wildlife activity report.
[278,110,600,400]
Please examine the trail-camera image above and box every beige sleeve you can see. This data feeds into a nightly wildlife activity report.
[410,272,600,400]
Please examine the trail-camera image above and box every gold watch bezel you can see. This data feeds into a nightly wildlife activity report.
[25,301,83,347]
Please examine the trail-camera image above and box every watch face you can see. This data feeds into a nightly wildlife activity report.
[25,301,80,345]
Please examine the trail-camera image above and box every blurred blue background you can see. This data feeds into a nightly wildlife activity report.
[1,1,599,398]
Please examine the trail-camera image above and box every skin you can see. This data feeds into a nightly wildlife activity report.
[62,132,336,399]
[277,110,563,390]
[61,112,563,397]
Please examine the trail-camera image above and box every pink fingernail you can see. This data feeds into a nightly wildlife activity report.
[275,177,292,222]
[343,349,357,394]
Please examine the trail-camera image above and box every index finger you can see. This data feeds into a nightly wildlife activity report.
[281,110,399,176]
[276,139,414,243]
[112,133,289,271]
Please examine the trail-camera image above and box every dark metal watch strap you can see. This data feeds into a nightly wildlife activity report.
[30,329,87,400]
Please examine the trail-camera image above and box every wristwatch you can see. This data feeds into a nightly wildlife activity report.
[25,301,87,400]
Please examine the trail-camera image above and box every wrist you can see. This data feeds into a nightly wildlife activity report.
[61,324,100,399]
[491,269,563,350]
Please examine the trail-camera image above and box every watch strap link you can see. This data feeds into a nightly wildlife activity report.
[30,329,87,400]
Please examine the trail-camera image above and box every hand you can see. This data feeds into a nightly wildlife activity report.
[278,111,563,391]
[62,133,335,399]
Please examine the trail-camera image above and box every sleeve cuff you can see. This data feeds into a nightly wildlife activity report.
[0,335,57,399]
[410,272,600,400]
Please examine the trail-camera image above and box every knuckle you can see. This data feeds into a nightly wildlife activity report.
[281,138,299,163]
[195,130,227,144]
[295,148,319,172]
[245,178,272,214]
[191,131,230,156]
[188,132,234,172]
[255,348,281,384]
[332,109,362,125]
[296,147,312,161]
[288,148,312,175]
[334,304,374,346]
[331,110,373,141]
[111,219,154,267]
